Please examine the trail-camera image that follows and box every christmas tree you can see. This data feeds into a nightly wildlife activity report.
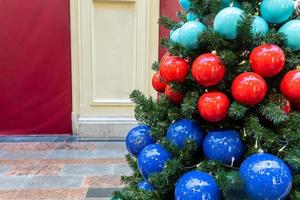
[112,0,300,199]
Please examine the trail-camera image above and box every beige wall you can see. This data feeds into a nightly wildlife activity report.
[70,0,159,139]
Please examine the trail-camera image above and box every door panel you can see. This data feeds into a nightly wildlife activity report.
[0,0,72,134]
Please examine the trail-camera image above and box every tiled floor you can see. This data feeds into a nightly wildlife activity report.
[0,136,130,200]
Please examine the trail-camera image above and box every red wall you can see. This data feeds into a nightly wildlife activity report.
[0,0,72,134]
[159,0,181,59]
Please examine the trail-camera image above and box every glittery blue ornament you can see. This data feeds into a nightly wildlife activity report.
[137,180,155,191]
[279,20,300,51]
[166,119,205,149]
[240,153,293,200]
[214,7,243,40]
[175,171,221,200]
[203,130,245,165]
[170,28,181,43]
[186,12,199,21]
[137,144,172,179]
[178,21,206,49]
[260,0,294,24]
[221,0,241,8]
[251,16,269,37]
[125,125,155,157]
[178,0,191,11]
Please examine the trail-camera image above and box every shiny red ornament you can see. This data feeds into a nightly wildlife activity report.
[152,72,167,93]
[165,85,184,104]
[161,52,172,62]
[159,56,189,84]
[280,70,300,103]
[249,44,285,77]
[231,72,267,105]
[192,53,225,87]
[197,91,230,122]
[282,100,291,114]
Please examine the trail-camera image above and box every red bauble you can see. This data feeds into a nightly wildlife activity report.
[161,52,172,62]
[192,53,225,87]
[282,100,291,114]
[197,91,230,122]
[152,72,167,93]
[165,85,184,104]
[231,72,267,105]
[159,56,189,84]
[280,70,300,103]
[249,44,285,77]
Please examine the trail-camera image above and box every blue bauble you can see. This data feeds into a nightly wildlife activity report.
[221,0,241,8]
[203,130,245,165]
[260,0,294,24]
[179,0,191,11]
[214,7,244,40]
[137,144,172,179]
[175,171,221,200]
[186,12,199,21]
[240,153,293,200]
[166,119,205,149]
[178,21,206,49]
[137,180,155,191]
[251,16,269,37]
[125,125,155,157]
[279,20,300,51]
[170,28,181,43]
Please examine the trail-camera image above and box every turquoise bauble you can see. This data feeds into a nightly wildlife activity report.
[260,0,294,24]
[214,7,244,40]
[251,16,269,37]
[186,12,199,21]
[178,21,206,49]
[179,0,191,11]
[221,0,241,8]
[170,28,181,43]
[279,20,300,51]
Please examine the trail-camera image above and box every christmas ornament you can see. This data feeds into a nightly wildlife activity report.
[203,129,245,165]
[251,16,269,37]
[192,53,225,87]
[178,0,191,11]
[165,85,184,104]
[137,144,172,179]
[159,56,188,83]
[214,7,243,40]
[249,44,285,77]
[260,0,294,24]
[231,72,267,105]
[126,125,155,157]
[161,52,172,63]
[283,99,291,113]
[221,0,241,8]
[240,153,293,200]
[152,72,167,93]
[175,171,221,200]
[166,119,205,149]
[178,21,206,49]
[198,92,230,122]
[170,28,181,43]
[138,180,155,191]
[279,20,300,51]
[186,12,199,21]
[280,70,300,102]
